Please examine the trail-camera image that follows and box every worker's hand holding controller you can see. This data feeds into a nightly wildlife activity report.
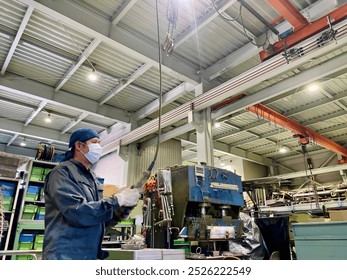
[114,187,140,207]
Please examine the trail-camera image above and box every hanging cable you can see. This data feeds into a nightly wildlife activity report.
[211,0,271,49]
[132,0,164,190]
[211,0,242,22]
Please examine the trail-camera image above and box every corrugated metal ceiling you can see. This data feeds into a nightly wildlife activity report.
[0,0,346,184]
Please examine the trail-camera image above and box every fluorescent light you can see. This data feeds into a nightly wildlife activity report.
[279,146,288,153]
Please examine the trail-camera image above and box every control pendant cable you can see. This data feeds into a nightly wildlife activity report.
[132,0,164,191]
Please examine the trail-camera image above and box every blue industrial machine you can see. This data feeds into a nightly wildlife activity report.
[142,164,244,255]
[171,165,244,240]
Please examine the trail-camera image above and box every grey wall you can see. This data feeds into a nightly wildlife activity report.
[243,160,269,180]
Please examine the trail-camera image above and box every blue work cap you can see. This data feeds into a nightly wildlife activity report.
[61,128,100,162]
[69,127,100,148]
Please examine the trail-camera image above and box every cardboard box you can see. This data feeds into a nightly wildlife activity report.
[329,210,347,221]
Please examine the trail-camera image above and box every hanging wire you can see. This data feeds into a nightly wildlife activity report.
[211,0,270,48]
[211,0,242,22]
[239,8,269,48]
[56,19,129,112]
[146,0,165,174]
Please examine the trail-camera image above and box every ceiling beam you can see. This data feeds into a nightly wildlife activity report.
[221,89,347,149]
[259,3,347,61]
[7,133,19,146]
[111,0,138,26]
[61,112,89,134]
[140,123,195,149]
[98,63,152,105]
[55,38,101,92]
[1,6,33,75]
[243,164,347,182]
[133,82,195,121]
[0,75,130,123]
[174,0,237,49]
[268,0,308,31]
[128,84,158,99]
[0,119,69,144]
[18,0,199,85]
[247,103,347,158]
[212,49,347,121]
[203,0,338,81]
[103,22,347,150]
[24,100,47,126]
[138,123,273,166]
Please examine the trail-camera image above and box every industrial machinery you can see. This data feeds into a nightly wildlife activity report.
[141,164,244,256]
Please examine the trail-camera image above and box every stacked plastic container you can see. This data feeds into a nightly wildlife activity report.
[17,233,44,260]
[22,184,46,220]
[0,180,16,211]
[17,233,35,260]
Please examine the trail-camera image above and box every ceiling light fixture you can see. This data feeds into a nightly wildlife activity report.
[45,113,52,123]
[214,121,221,128]
[88,69,98,81]
[20,138,27,147]
[279,146,288,154]
[307,83,319,92]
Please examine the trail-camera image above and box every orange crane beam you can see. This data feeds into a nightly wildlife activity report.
[260,3,347,61]
[268,0,308,31]
[246,104,347,158]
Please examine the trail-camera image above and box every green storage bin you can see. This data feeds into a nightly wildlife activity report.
[34,234,44,250]
[33,242,43,250]
[35,234,44,243]
[31,167,44,175]
[292,221,347,260]
[22,213,35,220]
[18,241,33,250]
[22,204,38,220]
[25,193,39,201]
[3,196,13,211]
[29,174,43,181]
[16,242,34,260]
[37,206,45,215]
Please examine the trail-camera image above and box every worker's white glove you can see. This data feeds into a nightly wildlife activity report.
[114,187,140,207]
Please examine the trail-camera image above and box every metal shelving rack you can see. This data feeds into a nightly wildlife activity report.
[3,158,136,259]
[11,160,57,260]
[0,176,22,260]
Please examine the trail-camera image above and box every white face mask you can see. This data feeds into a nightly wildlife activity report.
[80,142,102,164]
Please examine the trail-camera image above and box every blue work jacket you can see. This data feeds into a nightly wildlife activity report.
[42,159,120,260]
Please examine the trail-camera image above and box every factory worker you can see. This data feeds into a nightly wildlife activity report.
[42,127,140,260]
